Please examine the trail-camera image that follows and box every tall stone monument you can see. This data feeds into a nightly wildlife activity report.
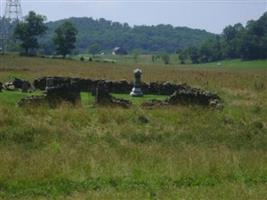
[130,68,143,97]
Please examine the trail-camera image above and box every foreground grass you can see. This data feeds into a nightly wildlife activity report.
[0,55,267,199]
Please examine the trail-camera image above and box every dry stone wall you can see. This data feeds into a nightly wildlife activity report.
[3,78,32,92]
[95,81,131,108]
[17,76,222,108]
[33,76,198,96]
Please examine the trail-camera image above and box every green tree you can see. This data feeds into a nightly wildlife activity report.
[241,13,267,60]
[188,47,200,64]
[88,43,101,57]
[222,23,245,58]
[53,21,78,58]
[161,54,170,65]
[178,50,188,64]
[14,11,47,56]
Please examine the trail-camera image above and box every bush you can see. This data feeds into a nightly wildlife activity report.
[161,54,170,65]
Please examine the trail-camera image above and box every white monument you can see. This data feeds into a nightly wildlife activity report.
[130,68,143,97]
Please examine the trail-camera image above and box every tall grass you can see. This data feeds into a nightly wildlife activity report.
[0,55,266,199]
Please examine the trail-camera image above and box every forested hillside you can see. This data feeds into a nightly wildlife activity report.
[40,17,215,54]
[180,12,267,63]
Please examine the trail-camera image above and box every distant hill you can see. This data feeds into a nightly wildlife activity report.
[41,17,215,54]
[0,17,215,54]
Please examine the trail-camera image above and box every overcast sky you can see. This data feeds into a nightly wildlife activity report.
[1,0,267,33]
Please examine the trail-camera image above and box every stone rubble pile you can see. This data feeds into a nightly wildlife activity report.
[18,78,81,107]
[142,88,222,108]
[3,78,32,92]
[166,88,221,106]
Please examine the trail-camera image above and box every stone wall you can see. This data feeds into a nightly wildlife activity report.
[45,84,81,107]
[3,78,31,92]
[142,89,222,108]
[34,76,133,94]
[30,76,222,108]
[95,81,131,108]
[33,76,195,96]
[18,82,81,107]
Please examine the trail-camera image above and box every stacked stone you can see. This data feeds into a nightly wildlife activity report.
[18,77,81,107]
[106,80,132,94]
[45,77,81,107]
[142,88,222,108]
[95,81,131,108]
[95,81,113,104]
[166,88,221,106]
[3,78,31,92]
[31,76,223,108]
[33,77,47,90]
[33,76,187,95]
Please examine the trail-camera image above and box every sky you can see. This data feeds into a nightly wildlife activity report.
[1,0,267,33]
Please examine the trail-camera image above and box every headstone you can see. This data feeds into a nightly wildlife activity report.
[130,68,143,97]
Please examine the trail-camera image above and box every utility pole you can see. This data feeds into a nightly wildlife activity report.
[0,0,23,54]
[0,19,7,54]
[5,0,22,21]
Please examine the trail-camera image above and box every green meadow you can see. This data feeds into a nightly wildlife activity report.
[0,54,267,199]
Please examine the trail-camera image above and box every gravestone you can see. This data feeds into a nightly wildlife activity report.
[130,68,143,97]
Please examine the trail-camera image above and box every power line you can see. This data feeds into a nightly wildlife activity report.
[4,0,22,21]
[0,0,23,54]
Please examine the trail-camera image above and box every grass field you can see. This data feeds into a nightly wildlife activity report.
[0,54,267,199]
[75,53,267,70]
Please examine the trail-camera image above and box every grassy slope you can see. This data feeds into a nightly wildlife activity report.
[75,53,267,70]
[0,55,267,199]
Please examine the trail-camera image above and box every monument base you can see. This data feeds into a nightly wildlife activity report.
[130,87,143,97]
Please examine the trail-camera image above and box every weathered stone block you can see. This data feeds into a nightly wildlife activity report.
[45,84,81,107]
[3,78,31,92]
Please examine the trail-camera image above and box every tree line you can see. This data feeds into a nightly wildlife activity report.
[2,11,78,57]
[179,12,267,64]
[1,11,267,62]
[1,11,214,56]
[41,17,213,54]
